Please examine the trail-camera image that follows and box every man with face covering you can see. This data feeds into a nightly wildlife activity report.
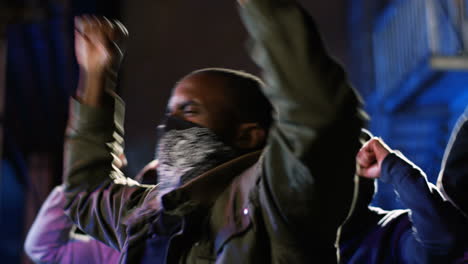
[339,131,463,263]
[63,0,364,263]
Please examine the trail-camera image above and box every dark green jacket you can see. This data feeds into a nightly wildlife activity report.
[63,0,364,263]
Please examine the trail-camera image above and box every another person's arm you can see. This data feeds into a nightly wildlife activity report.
[358,138,460,263]
[24,186,120,263]
[239,0,363,253]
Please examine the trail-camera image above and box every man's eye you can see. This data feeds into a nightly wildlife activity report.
[180,105,197,114]
[183,109,198,115]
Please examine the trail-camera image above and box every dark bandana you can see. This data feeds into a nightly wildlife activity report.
[155,116,238,195]
[125,117,238,227]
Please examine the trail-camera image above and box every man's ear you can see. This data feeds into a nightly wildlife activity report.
[234,123,266,150]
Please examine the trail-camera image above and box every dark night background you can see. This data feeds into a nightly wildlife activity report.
[1,0,467,263]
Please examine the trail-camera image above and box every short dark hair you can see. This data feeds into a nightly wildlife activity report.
[188,68,274,132]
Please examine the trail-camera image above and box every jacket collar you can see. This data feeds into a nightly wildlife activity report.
[161,150,262,215]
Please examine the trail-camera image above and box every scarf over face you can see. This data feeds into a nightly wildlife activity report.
[155,116,238,195]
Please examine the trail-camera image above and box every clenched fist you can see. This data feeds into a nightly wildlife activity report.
[356,138,392,179]
[74,15,128,107]
[75,15,128,74]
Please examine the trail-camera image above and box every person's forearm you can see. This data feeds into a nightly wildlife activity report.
[77,70,106,107]
[64,94,156,251]
[63,96,132,250]
[381,153,458,258]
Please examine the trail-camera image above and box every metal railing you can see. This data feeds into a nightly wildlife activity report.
[373,0,463,95]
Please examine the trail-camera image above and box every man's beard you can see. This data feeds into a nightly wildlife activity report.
[154,116,238,196]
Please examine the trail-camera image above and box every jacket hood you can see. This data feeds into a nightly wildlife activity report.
[437,113,468,218]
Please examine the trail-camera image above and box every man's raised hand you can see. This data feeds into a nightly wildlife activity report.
[75,15,128,74]
[74,15,128,107]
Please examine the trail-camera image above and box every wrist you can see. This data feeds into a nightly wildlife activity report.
[372,138,392,164]
[379,153,398,183]
[77,70,107,107]
[79,64,107,78]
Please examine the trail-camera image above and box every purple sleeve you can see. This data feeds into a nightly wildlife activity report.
[24,186,121,263]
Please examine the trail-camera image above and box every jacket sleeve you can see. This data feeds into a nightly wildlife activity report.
[380,153,460,263]
[239,0,364,246]
[24,186,121,264]
[63,97,156,251]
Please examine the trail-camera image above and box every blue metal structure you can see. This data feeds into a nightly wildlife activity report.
[349,0,468,209]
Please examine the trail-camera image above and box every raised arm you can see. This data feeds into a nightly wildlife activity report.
[24,186,120,264]
[63,16,155,250]
[358,138,460,263]
[238,0,364,247]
